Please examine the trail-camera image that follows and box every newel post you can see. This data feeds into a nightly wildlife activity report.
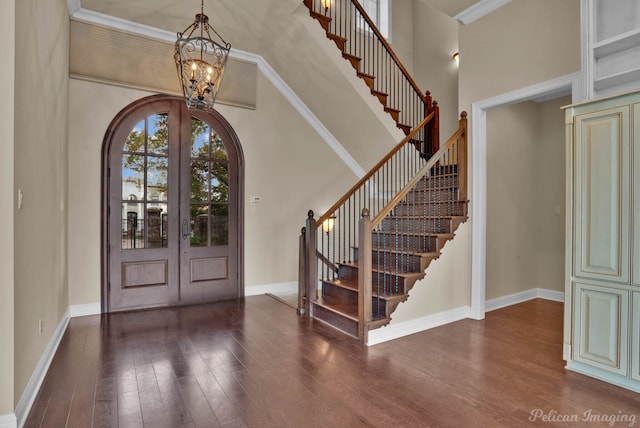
[458,111,468,202]
[304,210,317,316]
[298,227,306,315]
[358,208,372,343]
[431,100,440,154]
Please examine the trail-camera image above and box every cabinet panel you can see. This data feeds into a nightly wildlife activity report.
[633,104,640,285]
[574,106,630,283]
[573,283,628,375]
[632,292,640,381]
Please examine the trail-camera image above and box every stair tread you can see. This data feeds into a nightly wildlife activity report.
[327,32,347,42]
[312,296,389,323]
[384,106,401,113]
[324,278,411,300]
[371,89,388,96]
[357,71,375,79]
[312,296,358,320]
[310,10,332,23]
[342,52,361,61]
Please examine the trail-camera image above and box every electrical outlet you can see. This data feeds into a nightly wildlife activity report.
[38,319,43,335]
[18,189,23,210]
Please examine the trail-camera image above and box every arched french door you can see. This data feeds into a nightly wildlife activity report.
[102,95,244,312]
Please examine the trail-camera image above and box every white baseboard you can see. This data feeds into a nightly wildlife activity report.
[15,309,71,428]
[537,288,565,302]
[69,302,101,317]
[0,413,16,428]
[367,305,473,346]
[245,281,297,297]
[485,288,565,312]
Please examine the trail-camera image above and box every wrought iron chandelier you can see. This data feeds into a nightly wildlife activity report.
[175,0,231,111]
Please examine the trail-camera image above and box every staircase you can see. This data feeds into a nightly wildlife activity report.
[298,0,468,343]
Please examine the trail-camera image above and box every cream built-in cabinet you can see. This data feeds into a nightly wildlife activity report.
[564,91,640,392]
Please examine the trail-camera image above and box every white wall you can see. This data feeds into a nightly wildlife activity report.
[0,0,15,417]
[14,0,70,401]
[67,71,358,305]
[412,1,459,139]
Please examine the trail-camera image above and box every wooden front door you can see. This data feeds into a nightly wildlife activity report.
[105,96,242,311]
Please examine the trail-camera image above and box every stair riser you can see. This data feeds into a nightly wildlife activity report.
[380,218,452,234]
[311,303,359,337]
[415,176,459,190]
[429,165,459,176]
[372,234,441,252]
[405,189,459,203]
[393,203,466,217]
[354,247,434,272]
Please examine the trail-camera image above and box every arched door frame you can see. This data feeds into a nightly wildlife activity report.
[100,94,245,312]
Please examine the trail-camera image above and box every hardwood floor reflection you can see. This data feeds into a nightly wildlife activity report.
[24,297,640,427]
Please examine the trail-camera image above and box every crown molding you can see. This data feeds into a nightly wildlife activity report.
[454,0,511,25]
[69,8,365,178]
[66,0,81,16]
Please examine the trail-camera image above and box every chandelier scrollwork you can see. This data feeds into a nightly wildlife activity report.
[175,1,231,111]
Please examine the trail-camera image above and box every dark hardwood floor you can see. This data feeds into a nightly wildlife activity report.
[25,297,640,427]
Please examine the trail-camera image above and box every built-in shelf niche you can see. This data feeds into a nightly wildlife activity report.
[584,0,640,98]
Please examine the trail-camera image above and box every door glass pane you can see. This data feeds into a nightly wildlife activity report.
[148,113,169,155]
[210,204,228,246]
[122,155,145,200]
[121,113,170,250]
[124,120,145,153]
[190,204,208,247]
[122,202,144,249]
[190,160,209,202]
[192,119,209,158]
[211,133,228,161]
[147,203,168,248]
[190,116,229,247]
[147,156,168,201]
[211,163,228,202]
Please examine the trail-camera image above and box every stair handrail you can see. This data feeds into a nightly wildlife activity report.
[372,112,468,227]
[348,0,427,105]
[316,110,435,227]
[358,112,467,342]
[304,0,438,149]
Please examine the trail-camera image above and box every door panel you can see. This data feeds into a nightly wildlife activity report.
[107,97,240,311]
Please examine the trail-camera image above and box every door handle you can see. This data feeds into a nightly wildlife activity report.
[182,219,189,239]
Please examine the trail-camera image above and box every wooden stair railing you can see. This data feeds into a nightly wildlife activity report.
[299,113,468,342]
[303,0,439,157]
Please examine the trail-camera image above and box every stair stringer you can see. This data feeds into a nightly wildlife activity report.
[292,3,406,144]
[367,221,472,345]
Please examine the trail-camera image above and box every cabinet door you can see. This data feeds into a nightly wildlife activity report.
[632,292,640,381]
[574,106,630,283]
[573,283,629,375]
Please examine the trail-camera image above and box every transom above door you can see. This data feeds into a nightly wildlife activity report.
[103,96,243,312]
